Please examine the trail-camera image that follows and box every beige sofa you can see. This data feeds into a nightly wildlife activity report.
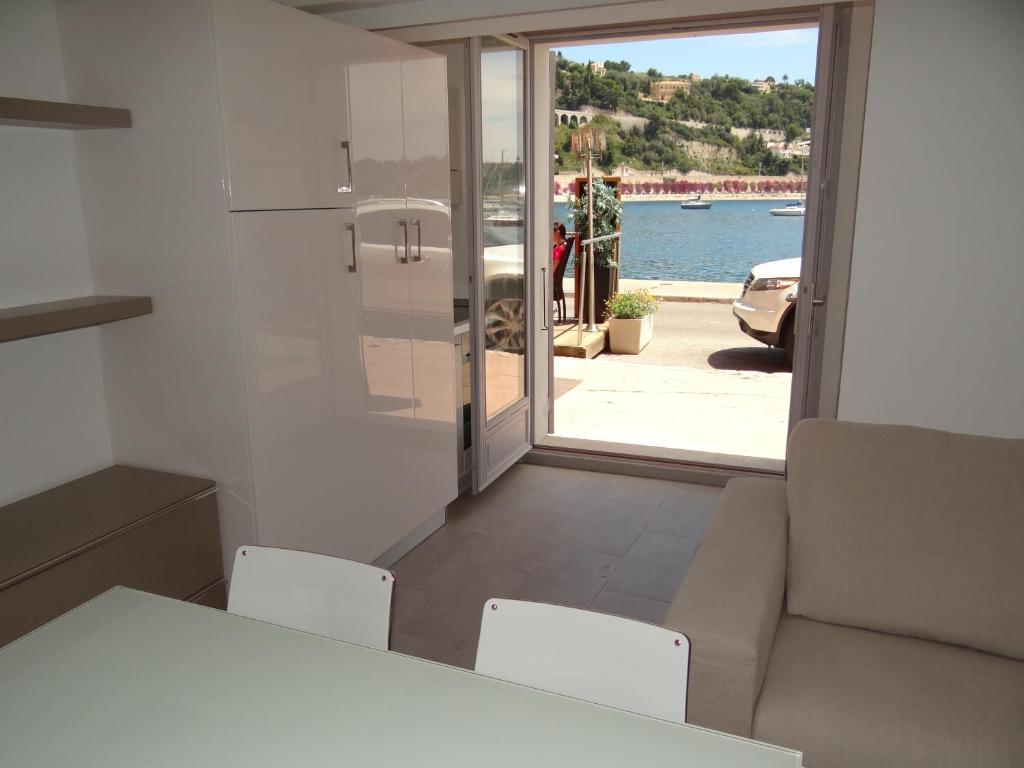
[665,419,1024,768]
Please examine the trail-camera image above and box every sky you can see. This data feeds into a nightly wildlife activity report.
[554,28,819,84]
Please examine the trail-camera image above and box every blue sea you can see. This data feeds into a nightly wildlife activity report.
[554,199,805,283]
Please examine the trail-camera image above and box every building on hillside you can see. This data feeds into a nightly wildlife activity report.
[649,79,692,102]
[731,126,786,142]
[588,61,605,77]
[752,79,773,93]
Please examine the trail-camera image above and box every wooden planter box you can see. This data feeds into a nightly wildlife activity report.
[576,264,618,324]
[608,314,655,354]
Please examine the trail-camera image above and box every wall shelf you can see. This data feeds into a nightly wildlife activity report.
[0,96,131,129]
[0,295,153,343]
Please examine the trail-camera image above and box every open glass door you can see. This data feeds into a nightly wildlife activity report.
[471,36,531,491]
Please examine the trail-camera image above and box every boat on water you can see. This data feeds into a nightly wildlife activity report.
[680,195,712,210]
[769,200,805,216]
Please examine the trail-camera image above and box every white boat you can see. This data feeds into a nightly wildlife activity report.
[770,200,805,216]
[680,195,711,210]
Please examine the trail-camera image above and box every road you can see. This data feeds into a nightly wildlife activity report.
[557,301,790,373]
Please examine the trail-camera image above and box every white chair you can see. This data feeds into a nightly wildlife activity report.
[475,598,690,723]
[227,546,394,650]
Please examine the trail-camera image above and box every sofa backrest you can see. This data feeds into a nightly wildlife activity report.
[786,419,1024,660]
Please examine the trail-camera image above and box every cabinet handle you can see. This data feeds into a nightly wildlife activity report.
[411,219,425,262]
[398,219,410,264]
[337,140,353,194]
[541,266,550,331]
[346,222,357,273]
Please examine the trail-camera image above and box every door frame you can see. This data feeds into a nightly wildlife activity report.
[525,6,868,472]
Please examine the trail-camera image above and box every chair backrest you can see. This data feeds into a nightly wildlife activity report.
[228,546,394,650]
[475,599,689,722]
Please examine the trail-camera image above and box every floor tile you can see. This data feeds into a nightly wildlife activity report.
[602,474,677,506]
[590,589,671,625]
[571,499,658,557]
[605,531,699,602]
[390,464,723,670]
[646,485,721,540]
[513,546,620,609]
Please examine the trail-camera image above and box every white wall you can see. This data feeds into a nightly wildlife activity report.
[0,0,114,504]
[60,0,257,572]
[838,0,1024,437]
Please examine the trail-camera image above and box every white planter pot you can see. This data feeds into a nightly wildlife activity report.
[607,314,654,354]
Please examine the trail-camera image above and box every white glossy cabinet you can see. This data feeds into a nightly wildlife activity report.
[348,53,458,531]
[214,0,353,211]
[60,0,456,569]
[234,209,439,559]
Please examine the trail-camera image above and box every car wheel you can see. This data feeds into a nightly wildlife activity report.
[783,314,796,365]
[485,298,525,352]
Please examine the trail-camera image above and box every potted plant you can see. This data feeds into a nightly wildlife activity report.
[567,177,622,323]
[605,289,661,354]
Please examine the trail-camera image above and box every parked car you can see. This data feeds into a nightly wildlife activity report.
[483,242,525,353]
[732,257,800,363]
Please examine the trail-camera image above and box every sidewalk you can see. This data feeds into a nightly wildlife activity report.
[563,277,742,305]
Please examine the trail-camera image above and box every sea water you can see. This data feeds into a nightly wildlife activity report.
[553,199,805,283]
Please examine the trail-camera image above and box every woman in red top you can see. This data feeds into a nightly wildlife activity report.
[552,221,568,272]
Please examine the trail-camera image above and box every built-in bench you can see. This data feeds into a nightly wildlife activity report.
[0,465,224,647]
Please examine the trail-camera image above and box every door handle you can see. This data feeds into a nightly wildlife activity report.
[398,219,410,264]
[346,222,357,273]
[541,266,550,331]
[337,140,353,194]
[411,219,425,262]
[806,282,826,306]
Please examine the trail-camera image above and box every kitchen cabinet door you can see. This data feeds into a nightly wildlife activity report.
[233,209,391,562]
[402,55,459,512]
[214,0,353,211]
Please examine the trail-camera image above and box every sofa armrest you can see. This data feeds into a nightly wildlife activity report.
[664,477,788,737]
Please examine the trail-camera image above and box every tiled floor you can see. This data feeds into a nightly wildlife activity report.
[390,463,721,669]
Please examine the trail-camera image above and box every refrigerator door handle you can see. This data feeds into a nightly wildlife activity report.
[398,219,410,264]
[337,140,353,194]
[346,222,357,273]
[412,218,425,262]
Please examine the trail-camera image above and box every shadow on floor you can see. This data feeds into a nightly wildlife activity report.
[553,377,584,401]
[707,346,791,373]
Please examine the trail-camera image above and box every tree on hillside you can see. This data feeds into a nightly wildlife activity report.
[646,67,662,78]
[604,60,632,72]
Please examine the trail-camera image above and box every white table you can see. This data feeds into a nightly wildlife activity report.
[0,588,803,767]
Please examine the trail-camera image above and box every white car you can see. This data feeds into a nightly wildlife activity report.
[732,257,801,363]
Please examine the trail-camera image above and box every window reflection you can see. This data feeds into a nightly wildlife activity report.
[481,44,526,421]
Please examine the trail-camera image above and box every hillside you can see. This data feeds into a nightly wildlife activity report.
[554,54,814,176]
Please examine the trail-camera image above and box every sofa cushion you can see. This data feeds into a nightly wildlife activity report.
[753,615,1024,768]
[786,419,1024,659]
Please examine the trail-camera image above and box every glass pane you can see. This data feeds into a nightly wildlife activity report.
[480,42,526,421]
